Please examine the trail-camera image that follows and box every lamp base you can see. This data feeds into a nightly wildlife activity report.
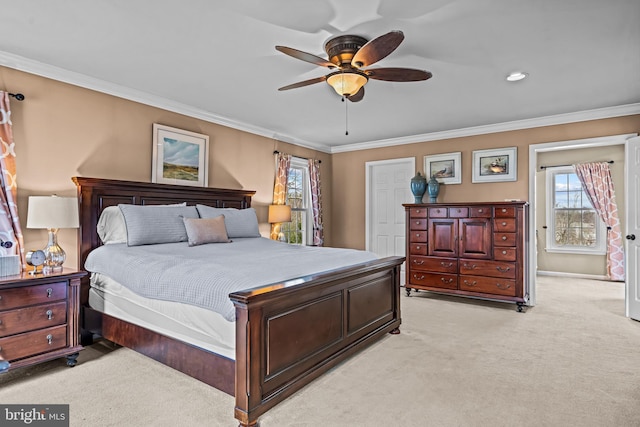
[43,228,66,274]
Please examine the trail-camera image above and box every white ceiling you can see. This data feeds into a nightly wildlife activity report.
[1,0,639,153]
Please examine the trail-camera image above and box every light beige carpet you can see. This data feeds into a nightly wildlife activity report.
[1,276,639,427]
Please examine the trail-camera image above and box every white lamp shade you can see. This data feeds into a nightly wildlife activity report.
[26,196,79,229]
[268,204,291,224]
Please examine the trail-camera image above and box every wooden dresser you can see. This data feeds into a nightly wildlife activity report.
[403,202,529,311]
[0,269,86,371]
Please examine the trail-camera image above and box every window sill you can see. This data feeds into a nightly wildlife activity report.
[544,247,606,256]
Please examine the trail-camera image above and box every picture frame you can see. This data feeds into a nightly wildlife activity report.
[424,152,462,184]
[472,147,517,183]
[152,124,209,187]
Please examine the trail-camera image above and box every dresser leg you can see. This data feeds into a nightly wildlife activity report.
[516,303,526,313]
[66,353,79,367]
[405,287,412,297]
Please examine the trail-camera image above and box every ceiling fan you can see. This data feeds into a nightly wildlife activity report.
[276,30,432,102]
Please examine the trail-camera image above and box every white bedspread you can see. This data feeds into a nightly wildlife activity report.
[84,237,378,321]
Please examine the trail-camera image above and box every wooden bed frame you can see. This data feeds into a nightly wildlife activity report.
[73,176,404,427]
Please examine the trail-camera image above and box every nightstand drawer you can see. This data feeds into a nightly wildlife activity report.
[0,301,67,337]
[0,324,67,361]
[0,282,67,310]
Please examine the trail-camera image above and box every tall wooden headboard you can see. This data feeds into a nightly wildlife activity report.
[72,176,255,287]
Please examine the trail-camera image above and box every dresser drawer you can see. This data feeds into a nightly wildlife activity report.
[409,218,428,230]
[409,207,428,218]
[495,206,516,217]
[409,256,457,273]
[408,272,457,290]
[494,247,517,261]
[409,243,428,255]
[494,232,516,246]
[459,275,517,296]
[409,231,427,243]
[0,301,67,337]
[448,207,468,218]
[469,207,492,218]
[428,207,447,218]
[459,259,516,279]
[0,282,67,310]
[0,324,67,361]
[494,218,516,232]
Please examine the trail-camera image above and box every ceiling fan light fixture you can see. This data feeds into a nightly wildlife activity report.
[506,71,528,82]
[326,71,368,97]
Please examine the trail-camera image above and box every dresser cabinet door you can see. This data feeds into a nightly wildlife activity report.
[458,218,491,259]
[428,219,457,257]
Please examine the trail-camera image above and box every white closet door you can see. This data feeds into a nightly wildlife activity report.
[625,136,640,321]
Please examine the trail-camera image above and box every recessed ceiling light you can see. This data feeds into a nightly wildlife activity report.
[506,71,528,82]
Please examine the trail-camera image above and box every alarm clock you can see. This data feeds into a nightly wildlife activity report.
[26,249,46,275]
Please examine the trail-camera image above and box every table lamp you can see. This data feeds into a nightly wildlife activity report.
[268,204,291,242]
[26,195,79,274]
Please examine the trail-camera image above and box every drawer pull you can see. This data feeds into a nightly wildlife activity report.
[46,288,53,298]
[46,334,53,345]
[496,282,512,290]
[46,309,53,320]
[415,233,420,237]
[440,262,453,268]
[501,236,507,241]
[464,280,477,286]
[416,209,421,213]
[463,263,477,270]
[501,222,507,226]
[415,245,421,250]
[502,208,507,213]
[441,277,454,284]
[502,250,507,255]
[413,274,425,280]
[415,221,420,225]
[496,266,511,273]
[413,259,425,265]
[478,209,483,213]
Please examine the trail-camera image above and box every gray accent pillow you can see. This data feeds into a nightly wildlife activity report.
[97,203,186,244]
[196,205,260,238]
[183,216,231,246]
[119,204,198,246]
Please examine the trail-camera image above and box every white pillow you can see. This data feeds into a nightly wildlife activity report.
[97,203,186,244]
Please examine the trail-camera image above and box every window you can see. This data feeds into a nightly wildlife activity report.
[282,157,312,245]
[545,166,606,254]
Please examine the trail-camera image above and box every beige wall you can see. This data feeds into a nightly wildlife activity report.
[1,67,332,269]
[331,117,640,253]
[3,66,640,276]
[535,145,625,276]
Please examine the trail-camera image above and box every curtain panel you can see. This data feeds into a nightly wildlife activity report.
[573,162,624,281]
[0,92,25,266]
[271,152,291,240]
[308,159,324,246]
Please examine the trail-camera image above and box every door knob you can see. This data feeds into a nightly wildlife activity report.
[626,234,636,240]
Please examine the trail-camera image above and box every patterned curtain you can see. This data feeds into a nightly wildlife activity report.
[271,152,291,240]
[0,92,25,266]
[573,162,624,281]
[308,158,324,246]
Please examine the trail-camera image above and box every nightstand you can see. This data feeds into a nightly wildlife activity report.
[0,269,87,372]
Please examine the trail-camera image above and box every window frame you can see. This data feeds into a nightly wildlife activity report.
[544,166,607,255]
[282,157,313,245]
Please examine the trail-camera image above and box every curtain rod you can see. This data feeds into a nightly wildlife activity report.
[539,160,613,170]
[273,150,321,163]
[8,93,25,101]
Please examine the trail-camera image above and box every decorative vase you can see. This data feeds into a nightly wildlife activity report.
[410,172,427,203]
[427,175,440,203]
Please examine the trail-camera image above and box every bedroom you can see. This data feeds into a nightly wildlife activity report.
[0,1,639,426]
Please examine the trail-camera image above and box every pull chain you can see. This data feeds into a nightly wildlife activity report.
[343,96,349,135]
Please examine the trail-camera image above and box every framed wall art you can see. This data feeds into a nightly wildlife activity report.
[472,147,517,183]
[152,124,209,187]
[424,152,462,184]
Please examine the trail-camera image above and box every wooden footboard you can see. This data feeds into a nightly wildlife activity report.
[231,256,403,427]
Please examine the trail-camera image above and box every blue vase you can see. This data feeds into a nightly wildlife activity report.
[410,172,427,203]
[427,175,440,203]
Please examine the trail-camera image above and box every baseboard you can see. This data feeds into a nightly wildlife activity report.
[536,270,609,281]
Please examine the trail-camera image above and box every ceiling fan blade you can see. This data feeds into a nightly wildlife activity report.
[347,86,365,102]
[366,67,433,82]
[275,46,337,69]
[278,76,327,91]
[351,30,404,68]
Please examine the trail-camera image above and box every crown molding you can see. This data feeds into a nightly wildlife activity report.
[330,103,640,153]
[2,51,637,156]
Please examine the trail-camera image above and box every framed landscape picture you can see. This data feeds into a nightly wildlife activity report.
[152,124,209,187]
[424,152,462,184]
[472,147,517,183]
